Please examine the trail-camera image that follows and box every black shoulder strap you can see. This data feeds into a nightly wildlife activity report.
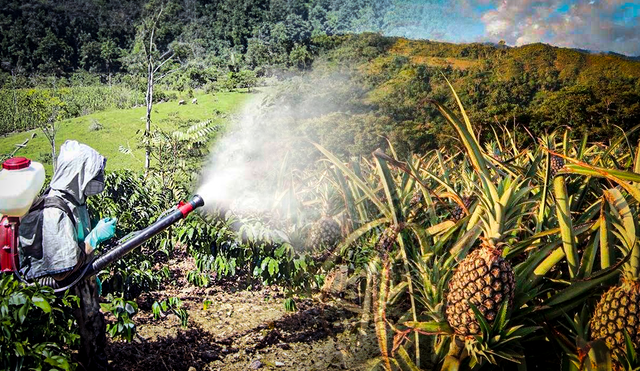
[28,193,78,229]
[44,196,77,229]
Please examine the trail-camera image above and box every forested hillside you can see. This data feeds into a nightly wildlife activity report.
[267,34,640,158]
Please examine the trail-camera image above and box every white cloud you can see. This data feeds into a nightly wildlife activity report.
[477,0,640,55]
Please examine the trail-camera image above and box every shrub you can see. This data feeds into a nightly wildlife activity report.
[0,275,79,371]
[100,296,138,342]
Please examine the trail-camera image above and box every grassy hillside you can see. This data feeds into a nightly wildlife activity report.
[0,92,251,173]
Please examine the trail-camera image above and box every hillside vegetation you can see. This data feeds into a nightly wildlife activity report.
[269,34,640,159]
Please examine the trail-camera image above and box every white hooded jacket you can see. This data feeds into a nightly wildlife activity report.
[19,140,105,279]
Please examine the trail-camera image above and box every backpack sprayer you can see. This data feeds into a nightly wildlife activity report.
[0,157,205,292]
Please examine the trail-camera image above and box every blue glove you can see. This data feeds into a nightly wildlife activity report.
[85,217,117,248]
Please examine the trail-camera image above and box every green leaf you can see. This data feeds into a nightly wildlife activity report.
[397,345,421,371]
[13,341,25,356]
[268,258,278,276]
[18,303,28,324]
[586,339,612,371]
[441,355,461,371]
[545,262,624,308]
[373,149,403,225]
[492,300,509,333]
[402,321,453,334]
[31,295,51,313]
[8,292,27,306]
[469,302,490,340]
[125,302,137,315]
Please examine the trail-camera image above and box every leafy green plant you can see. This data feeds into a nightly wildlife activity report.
[283,298,297,312]
[0,275,79,371]
[152,297,188,327]
[100,296,138,342]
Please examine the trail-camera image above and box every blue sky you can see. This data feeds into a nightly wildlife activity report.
[379,0,640,56]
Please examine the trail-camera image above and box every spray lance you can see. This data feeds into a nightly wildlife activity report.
[0,157,205,292]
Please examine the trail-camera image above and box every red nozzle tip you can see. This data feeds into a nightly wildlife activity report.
[178,201,194,218]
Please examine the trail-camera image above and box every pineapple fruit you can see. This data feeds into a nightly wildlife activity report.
[445,244,515,335]
[407,190,423,221]
[445,176,525,336]
[309,216,341,249]
[590,279,640,356]
[549,154,565,178]
[451,196,474,222]
[376,223,405,252]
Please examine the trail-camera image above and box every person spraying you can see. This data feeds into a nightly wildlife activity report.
[1,140,204,369]
[19,140,116,370]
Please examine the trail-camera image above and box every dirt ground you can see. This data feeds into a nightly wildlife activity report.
[104,256,381,371]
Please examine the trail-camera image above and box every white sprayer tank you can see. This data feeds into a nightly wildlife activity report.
[0,157,46,217]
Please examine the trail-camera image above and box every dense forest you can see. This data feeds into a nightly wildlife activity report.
[1,0,639,152]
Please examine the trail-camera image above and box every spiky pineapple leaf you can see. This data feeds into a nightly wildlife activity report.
[620,330,639,368]
[441,356,461,371]
[313,142,389,217]
[373,149,403,225]
[604,188,636,249]
[428,97,489,179]
[563,163,640,202]
[585,339,612,371]
[468,302,491,341]
[338,217,387,255]
[492,300,509,333]
[402,321,453,335]
[396,345,421,371]
[544,250,630,308]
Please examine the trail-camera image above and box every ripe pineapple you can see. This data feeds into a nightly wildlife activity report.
[445,176,525,336]
[549,155,565,178]
[590,279,640,357]
[309,216,342,249]
[445,244,515,335]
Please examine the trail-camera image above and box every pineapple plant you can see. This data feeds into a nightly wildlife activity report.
[590,188,640,363]
[445,176,526,336]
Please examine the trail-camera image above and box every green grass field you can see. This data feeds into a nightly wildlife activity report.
[0,92,251,173]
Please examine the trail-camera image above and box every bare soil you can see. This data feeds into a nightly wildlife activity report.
[104,255,380,371]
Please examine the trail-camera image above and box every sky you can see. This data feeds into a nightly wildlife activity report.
[381,0,640,56]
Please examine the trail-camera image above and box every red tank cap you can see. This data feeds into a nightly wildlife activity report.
[2,157,31,170]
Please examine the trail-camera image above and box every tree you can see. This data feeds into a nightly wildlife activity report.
[26,90,64,170]
[125,1,186,172]
[236,69,258,92]
[100,38,120,86]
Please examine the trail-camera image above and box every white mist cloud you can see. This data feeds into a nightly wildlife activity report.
[196,96,294,215]
[196,73,353,218]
